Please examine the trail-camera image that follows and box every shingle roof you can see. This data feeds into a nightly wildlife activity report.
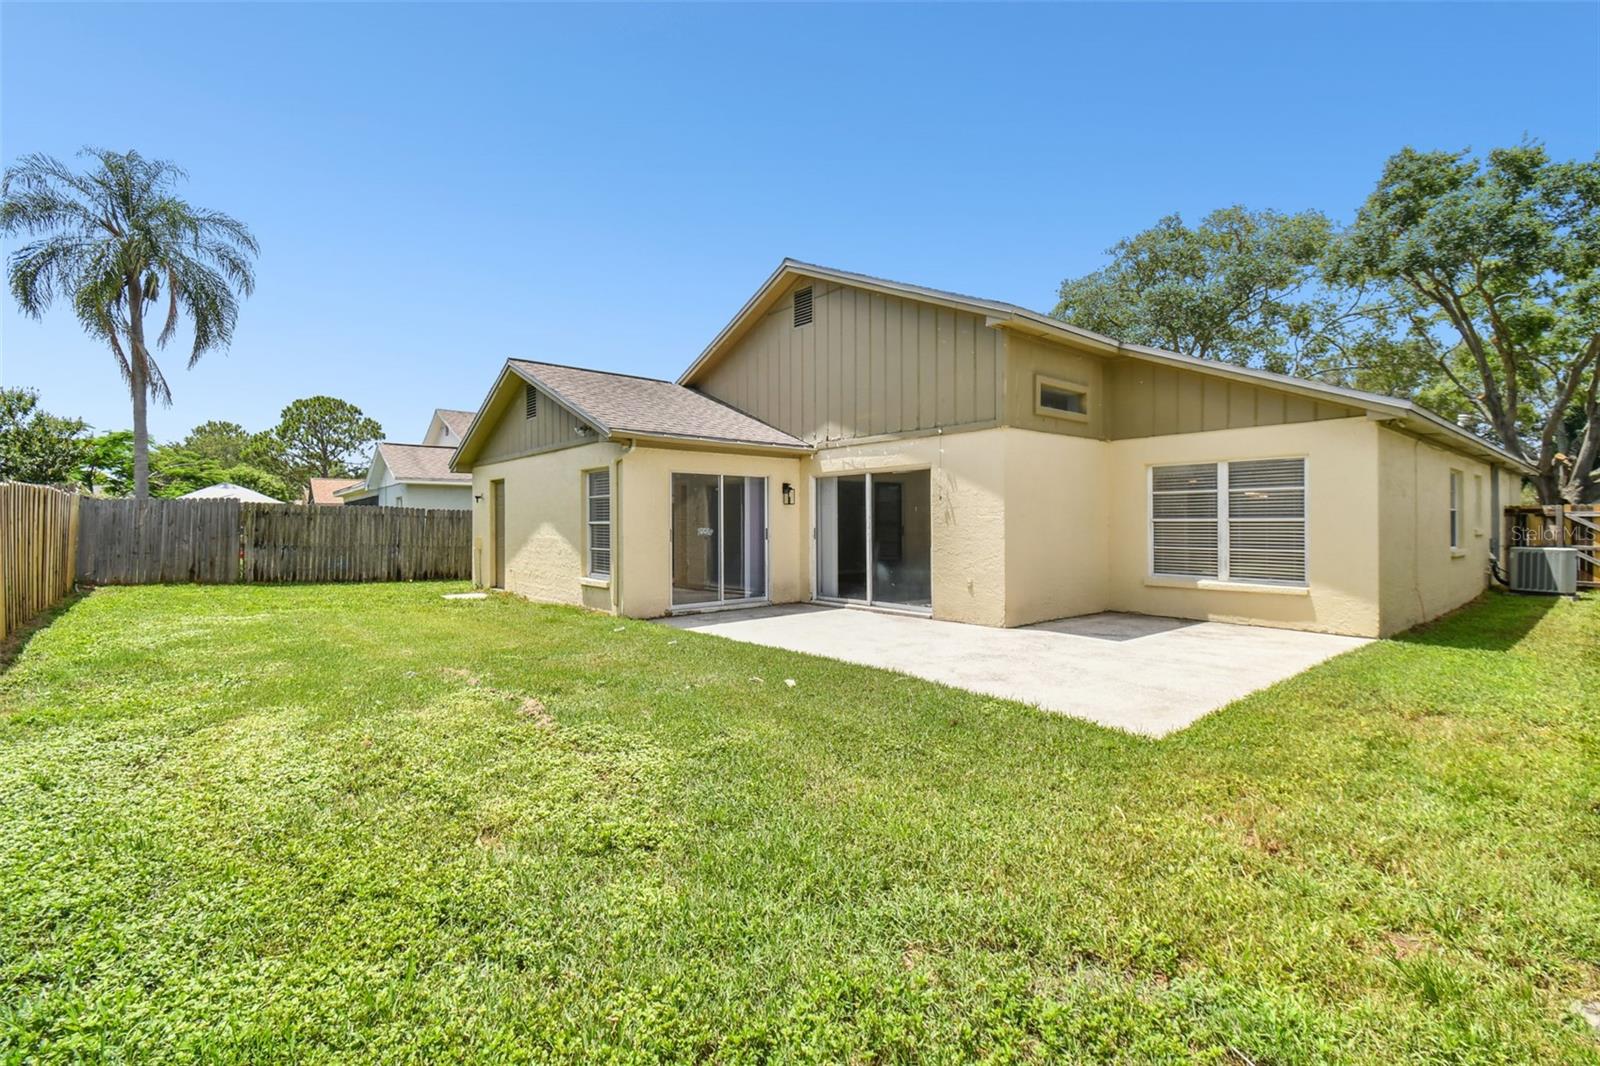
[376,443,472,482]
[305,477,362,505]
[435,409,475,438]
[510,360,809,450]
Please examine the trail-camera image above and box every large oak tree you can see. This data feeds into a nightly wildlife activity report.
[1327,144,1599,504]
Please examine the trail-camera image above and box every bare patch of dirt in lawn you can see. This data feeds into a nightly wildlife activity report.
[517,696,557,730]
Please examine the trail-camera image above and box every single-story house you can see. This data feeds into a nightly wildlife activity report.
[301,477,363,506]
[179,482,282,503]
[449,260,1532,638]
[337,408,476,509]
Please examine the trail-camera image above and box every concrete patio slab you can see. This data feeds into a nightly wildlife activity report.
[657,605,1370,736]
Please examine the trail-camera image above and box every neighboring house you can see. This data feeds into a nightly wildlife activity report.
[301,477,363,506]
[179,482,282,503]
[450,260,1531,638]
[336,409,475,509]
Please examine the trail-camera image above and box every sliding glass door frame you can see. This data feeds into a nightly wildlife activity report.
[668,473,770,612]
[811,469,933,615]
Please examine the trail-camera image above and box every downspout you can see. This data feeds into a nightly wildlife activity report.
[611,438,637,616]
[1488,462,1511,588]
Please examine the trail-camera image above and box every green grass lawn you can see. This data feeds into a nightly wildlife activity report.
[1,584,1597,1064]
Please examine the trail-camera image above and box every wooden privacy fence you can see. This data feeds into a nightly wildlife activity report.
[1506,505,1598,588]
[77,496,242,584]
[76,499,471,586]
[0,482,80,641]
[240,503,470,582]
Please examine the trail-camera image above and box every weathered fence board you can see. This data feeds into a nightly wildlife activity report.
[240,504,470,582]
[77,496,240,585]
[0,482,79,641]
[73,497,470,586]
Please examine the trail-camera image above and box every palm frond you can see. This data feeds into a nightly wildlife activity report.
[2,147,257,403]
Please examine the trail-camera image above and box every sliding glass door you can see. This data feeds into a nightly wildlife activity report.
[816,470,931,610]
[671,474,767,608]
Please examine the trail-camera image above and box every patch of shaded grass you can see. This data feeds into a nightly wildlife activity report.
[1,584,1597,1063]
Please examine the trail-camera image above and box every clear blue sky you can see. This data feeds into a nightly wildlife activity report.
[2,2,1597,445]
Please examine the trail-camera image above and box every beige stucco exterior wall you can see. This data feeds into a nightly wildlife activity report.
[1001,429,1110,626]
[467,414,1516,638]
[1103,416,1384,636]
[470,440,620,612]
[614,445,805,620]
[1375,426,1511,636]
[806,429,1009,626]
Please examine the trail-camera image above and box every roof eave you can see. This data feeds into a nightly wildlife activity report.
[614,428,812,456]
[451,360,612,473]
[1388,408,1537,474]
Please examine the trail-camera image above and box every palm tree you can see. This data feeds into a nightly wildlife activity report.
[2,149,257,497]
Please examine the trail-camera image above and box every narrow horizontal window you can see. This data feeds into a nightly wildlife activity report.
[1035,376,1089,421]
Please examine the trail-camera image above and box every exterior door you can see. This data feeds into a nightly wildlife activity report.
[491,479,506,588]
[815,470,931,610]
[671,474,767,608]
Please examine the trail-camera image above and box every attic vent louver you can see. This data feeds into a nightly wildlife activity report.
[525,384,538,419]
[793,286,814,328]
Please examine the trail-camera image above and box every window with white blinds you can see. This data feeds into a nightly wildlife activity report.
[586,469,611,578]
[1151,458,1307,585]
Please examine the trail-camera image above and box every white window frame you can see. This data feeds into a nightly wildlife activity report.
[1473,473,1484,538]
[1034,374,1090,423]
[1148,457,1309,587]
[1449,469,1463,551]
[585,468,611,579]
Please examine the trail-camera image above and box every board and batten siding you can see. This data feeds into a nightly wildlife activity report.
[1004,332,1107,439]
[473,383,592,464]
[695,280,1003,444]
[1103,359,1360,440]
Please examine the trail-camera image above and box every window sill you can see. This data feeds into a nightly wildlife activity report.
[1449,549,1467,559]
[580,576,611,589]
[1034,407,1090,424]
[1145,576,1310,596]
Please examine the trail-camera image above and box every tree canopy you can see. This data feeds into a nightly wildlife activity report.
[0,387,90,484]
[273,396,383,485]
[1053,145,1599,503]
[1051,207,1410,385]
[78,431,134,496]
[1327,144,1599,504]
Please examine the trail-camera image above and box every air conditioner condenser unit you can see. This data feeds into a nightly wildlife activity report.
[1509,547,1579,595]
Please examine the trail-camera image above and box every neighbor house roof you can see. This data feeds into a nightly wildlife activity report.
[463,359,808,456]
[304,477,362,505]
[372,443,472,483]
[435,409,475,438]
[179,482,281,503]
[678,259,1535,474]
[337,443,472,496]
